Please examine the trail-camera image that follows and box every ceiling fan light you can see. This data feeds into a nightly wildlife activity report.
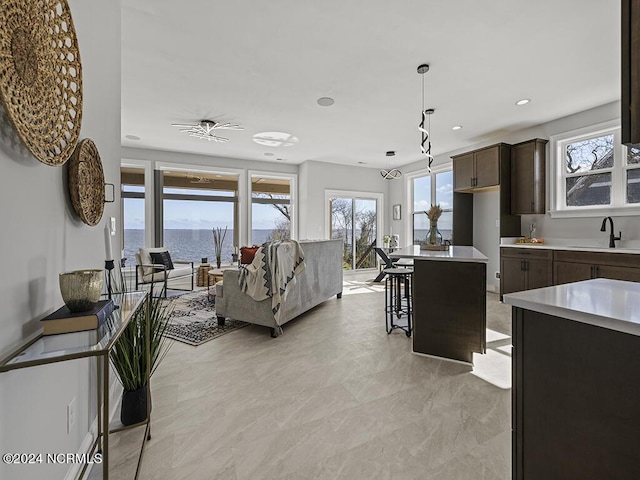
[172,119,243,142]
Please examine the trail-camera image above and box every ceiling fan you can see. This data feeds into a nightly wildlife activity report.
[189,175,212,184]
[171,119,243,142]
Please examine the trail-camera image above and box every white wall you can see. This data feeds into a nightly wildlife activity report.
[0,1,121,479]
[297,160,390,242]
[473,190,501,291]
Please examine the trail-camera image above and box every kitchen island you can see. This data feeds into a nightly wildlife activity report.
[390,245,488,363]
[504,278,640,479]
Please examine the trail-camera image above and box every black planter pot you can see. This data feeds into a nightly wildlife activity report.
[120,386,150,426]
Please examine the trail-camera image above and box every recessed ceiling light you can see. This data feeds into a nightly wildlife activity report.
[358,161,367,164]
[252,131,298,147]
[452,125,462,131]
[515,98,531,106]
[386,151,396,157]
[264,152,275,157]
[125,135,140,141]
[317,97,335,107]
[276,158,285,161]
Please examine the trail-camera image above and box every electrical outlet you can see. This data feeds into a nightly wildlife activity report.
[495,219,500,228]
[495,271,500,279]
[67,398,76,434]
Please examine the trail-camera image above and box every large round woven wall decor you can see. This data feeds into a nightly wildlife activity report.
[68,139,105,226]
[0,0,83,166]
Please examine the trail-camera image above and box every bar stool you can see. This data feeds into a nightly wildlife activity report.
[384,267,413,337]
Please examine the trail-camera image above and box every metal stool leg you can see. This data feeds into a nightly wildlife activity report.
[383,269,413,337]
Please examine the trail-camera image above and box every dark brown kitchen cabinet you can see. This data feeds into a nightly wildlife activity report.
[554,249,640,285]
[452,144,506,192]
[513,306,640,480]
[553,261,593,284]
[511,138,547,214]
[621,0,640,146]
[452,143,520,241]
[453,152,474,191]
[500,247,553,297]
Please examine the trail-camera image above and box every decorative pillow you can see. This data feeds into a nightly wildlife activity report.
[240,245,260,264]
[150,251,174,272]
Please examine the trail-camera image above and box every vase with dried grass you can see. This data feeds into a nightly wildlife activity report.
[212,226,228,268]
[424,205,443,246]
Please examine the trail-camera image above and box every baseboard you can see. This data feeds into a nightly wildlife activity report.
[73,378,122,480]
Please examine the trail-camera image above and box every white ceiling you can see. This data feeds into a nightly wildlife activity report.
[121,0,620,169]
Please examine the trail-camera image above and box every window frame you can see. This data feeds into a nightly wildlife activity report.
[405,163,454,245]
[247,170,298,244]
[155,162,244,250]
[121,159,153,250]
[549,120,640,218]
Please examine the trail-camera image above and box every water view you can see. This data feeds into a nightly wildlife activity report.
[122,229,275,265]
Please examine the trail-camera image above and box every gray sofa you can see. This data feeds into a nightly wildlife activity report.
[215,239,343,337]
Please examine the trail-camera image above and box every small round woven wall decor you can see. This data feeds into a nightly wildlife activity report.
[0,0,83,166]
[68,139,105,226]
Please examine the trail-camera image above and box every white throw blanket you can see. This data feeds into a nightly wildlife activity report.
[238,240,306,327]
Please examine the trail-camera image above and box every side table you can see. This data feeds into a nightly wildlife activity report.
[196,263,211,287]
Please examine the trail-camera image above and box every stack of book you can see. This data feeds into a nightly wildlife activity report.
[41,299,116,336]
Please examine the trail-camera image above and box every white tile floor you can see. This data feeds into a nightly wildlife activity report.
[96,274,512,479]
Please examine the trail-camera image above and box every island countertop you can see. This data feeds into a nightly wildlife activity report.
[503,278,640,336]
[389,245,488,263]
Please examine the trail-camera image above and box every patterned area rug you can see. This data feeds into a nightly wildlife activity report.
[165,290,249,346]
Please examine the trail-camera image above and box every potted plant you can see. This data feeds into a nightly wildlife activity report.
[110,273,173,426]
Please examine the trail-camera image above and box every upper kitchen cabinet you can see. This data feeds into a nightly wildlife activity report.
[621,0,640,146]
[511,138,548,215]
[452,143,520,239]
[452,143,509,192]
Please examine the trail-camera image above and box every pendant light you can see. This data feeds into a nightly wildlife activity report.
[380,150,401,179]
[417,64,435,171]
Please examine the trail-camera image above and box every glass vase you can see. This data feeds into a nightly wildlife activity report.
[426,220,443,246]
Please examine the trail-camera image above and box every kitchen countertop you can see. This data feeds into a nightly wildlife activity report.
[503,278,640,336]
[389,245,488,263]
[500,239,640,254]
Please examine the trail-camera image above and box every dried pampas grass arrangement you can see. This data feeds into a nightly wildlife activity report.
[424,204,443,221]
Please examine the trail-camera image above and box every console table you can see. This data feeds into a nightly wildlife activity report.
[0,291,148,480]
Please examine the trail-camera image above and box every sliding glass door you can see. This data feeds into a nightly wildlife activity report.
[329,196,378,270]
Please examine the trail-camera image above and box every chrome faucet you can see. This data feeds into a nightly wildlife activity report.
[600,217,622,248]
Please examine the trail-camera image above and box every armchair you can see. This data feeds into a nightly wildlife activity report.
[135,247,194,297]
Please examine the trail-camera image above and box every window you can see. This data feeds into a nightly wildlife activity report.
[250,174,294,243]
[161,170,239,264]
[410,168,454,244]
[121,166,146,263]
[551,122,640,216]
[328,195,379,270]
